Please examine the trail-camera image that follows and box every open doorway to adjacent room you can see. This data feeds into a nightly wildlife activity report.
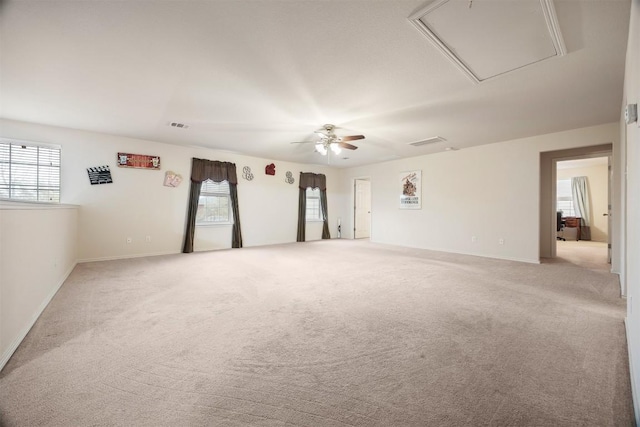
[539,143,613,273]
[555,156,611,270]
[354,178,371,239]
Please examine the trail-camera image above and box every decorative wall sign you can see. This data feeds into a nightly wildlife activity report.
[117,152,161,170]
[285,171,295,184]
[163,171,183,187]
[87,166,113,185]
[265,163,276,176]
[242,166,254,181]
[400,170,421,209]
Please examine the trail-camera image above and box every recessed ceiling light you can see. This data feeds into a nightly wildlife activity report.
[445,147,459,151]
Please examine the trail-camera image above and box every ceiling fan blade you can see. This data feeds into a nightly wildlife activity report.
[339,141,358,150]
[290,141,315,144]
[341,135,365,141]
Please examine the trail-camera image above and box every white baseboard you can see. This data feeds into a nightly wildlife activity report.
[0,261,77,372]
[78,250,179,263]
[625,318,640,425]
[371,239,541,265]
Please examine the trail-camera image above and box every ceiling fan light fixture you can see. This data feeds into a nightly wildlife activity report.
[295,124,362,158]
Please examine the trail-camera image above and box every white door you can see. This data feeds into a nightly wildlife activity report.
[354,179,371,239]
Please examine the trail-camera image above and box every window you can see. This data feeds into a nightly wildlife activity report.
[196,179,232,224]
[556,179,575,217]
[0,140,61,203]
[306,187,322,221]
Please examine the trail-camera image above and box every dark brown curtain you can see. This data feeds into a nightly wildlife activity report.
[183,180,203,253]
[297,172,330,242]
[320,189,330,239]
[297,186,306,242]
[182,158,242,253]
[229,184,243,248]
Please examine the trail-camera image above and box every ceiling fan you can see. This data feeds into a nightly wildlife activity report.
[291,124,365,156]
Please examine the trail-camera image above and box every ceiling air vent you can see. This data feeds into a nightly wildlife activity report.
[169,122,189,129]
[408,136,446,147]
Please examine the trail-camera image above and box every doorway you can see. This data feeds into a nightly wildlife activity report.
[539,143,613,268]
[354,178,371,239]
[555,156,611,269]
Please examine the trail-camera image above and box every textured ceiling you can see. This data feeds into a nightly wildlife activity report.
[0,0,631,167]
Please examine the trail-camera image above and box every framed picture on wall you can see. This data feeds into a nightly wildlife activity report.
[400,170,421,209]
[117,152,161,170]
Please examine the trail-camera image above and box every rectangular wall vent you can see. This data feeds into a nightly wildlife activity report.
[408,136,446,147]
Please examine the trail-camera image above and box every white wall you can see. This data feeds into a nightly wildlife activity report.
[339,123,619,264]
[0,119,343,261]
[623,0,640,421]
[557,162,609,242]
[0,202,78,370]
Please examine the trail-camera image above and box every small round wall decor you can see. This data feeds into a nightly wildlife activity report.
[242,166,254,181]
[285,171,295,184]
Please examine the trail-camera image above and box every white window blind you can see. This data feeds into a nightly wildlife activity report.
[306,187,322,221]
[557,179,575,217]
[196,179,232,224]
[0,141,61,203]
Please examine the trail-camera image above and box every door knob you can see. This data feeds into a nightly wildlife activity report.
[603,213,609,216]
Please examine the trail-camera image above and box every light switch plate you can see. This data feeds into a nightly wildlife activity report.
[625,103,637,124]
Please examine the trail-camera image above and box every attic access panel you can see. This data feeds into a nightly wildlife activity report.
[409,0,566,83]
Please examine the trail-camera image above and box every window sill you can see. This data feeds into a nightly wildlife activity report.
[306,219,325,223]
[196,222,234,227]
[0,200,78,210]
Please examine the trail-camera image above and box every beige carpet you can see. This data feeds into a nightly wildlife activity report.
[553,240,610,271]
[0,240,634,426]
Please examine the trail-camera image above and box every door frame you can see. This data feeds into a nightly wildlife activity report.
[540,144,612,259]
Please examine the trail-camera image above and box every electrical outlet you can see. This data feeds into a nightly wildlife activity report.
[471,236,477,243]
[126,237,132,244]
[498,238,504,245]
[145,235,152,242]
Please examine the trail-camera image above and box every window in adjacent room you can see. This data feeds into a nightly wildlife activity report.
[196,179,232,224]
[556,179,575,217]
[306,187,322,221]
[0,140,61,203]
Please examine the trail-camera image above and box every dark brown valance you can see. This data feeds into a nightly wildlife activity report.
[299,172,326,190]
[190,158,238,185]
